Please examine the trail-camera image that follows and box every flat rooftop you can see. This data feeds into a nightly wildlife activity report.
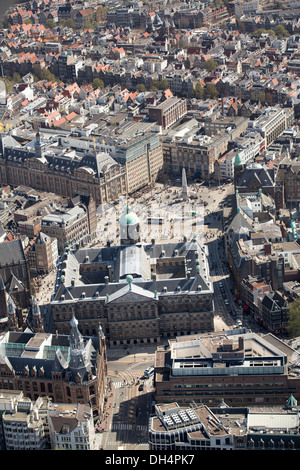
[167,331,290,376]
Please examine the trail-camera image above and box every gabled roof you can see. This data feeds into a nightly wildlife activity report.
[106,282,156,303]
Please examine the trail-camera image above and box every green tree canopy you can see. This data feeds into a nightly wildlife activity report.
[203,59,218,72]
[287,298,300,338]
[150,78,169,91]
[59,19,76,29]
[92,78,104,90]
[275,25,290,39]
[205,83,219,99]
[194,81,204,99]
[46,18,55,29]
[136,83,146,93]
[252,28,276,37]
[12,72,21,83]
[95,6,107,21]
[41,69,57,82]
[83,20,94,29]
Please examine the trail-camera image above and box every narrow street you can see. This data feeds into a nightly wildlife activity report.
[97,346,156,450]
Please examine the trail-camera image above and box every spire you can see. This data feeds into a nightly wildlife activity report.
[69,311,90,373]
[286,394,297,409]
[7,294,16,317]
[31,296,41,317]
[70,312,84,351]
[98,323,105,340]
[30,296,44,333]
[0,275,8,317]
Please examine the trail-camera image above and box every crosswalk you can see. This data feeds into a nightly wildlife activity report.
[109,423,148,433]
[112,381,125,389]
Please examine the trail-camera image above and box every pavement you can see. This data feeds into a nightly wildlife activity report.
[94,346,157,450]
[94,379,115,449]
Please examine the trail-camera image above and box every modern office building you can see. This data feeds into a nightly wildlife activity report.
[154,330,300,407]
[149,398,300,450]
[148,97,187,130]
[149,402,235,450]
[247,107,294,149]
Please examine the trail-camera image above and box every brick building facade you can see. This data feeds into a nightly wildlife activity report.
[0,316,107,421]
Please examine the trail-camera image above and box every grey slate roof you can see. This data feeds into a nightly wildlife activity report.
[1,330,100,381]
[0,239,26,267]
[236,167,275,189]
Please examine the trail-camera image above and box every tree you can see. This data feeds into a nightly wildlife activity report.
[287,298,300,338]
[41,69,57,82]
[159,79,169,91]
[205,83,219,99]
[253,28,275,38]
[136,83,146,93]
[265,90,273,106]
[46,18,55,29]
[213,0,224,6]
[95,6,106,22]
[275,25,290,39]
[12,72,21,83]
[65,19,76,29]
[150,79,169,91]
[194,81,204,99]
[92,78,104,90]
[178,38,189,50]
[203,59,218,72]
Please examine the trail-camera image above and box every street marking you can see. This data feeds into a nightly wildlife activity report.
[136,425,148,432]
[111,423,133,431]
[109,423,148,432]
[112,381,124,389]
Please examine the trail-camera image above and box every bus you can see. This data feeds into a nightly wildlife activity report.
[143,367,154,379]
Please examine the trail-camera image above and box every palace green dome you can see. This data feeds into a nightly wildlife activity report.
[119,206,139,226]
